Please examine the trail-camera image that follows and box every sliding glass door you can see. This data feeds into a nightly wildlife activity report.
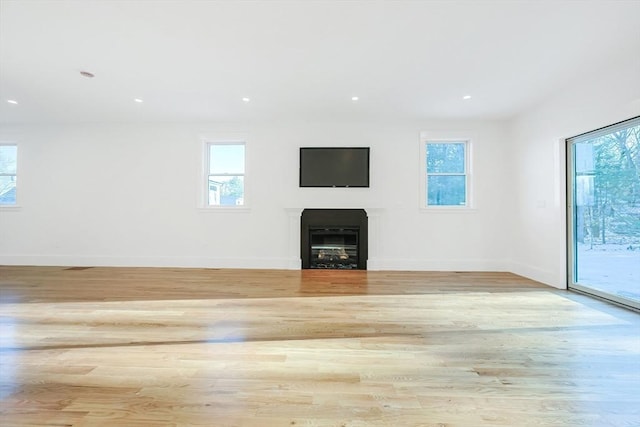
[567,117,640,310]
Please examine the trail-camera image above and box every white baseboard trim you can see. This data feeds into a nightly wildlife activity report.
[369,258,506,272]
[287,257,302,270]
[0,255,293,270]
[507,260,564,289]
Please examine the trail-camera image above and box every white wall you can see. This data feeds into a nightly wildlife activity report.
[509,58,640,288]
[4,55,636,280]
[0,119,513,270]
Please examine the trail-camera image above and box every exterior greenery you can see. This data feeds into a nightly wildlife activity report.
[575,123,640,246]
[0,145,17,205]
[426,142,467,206]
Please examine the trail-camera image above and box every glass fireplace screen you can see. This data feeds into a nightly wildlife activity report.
[309,228,359,269]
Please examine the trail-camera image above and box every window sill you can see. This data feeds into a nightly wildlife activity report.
[0,205,22,211]
[197,206,251,213]
[420,207,477,214]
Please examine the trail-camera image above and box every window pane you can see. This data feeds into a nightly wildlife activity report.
[427,143,465,173]
[0,176,16,205]
[208,175,244,206]
[427,175,466,206]
[0,145,17,174]
[209,144,245,174]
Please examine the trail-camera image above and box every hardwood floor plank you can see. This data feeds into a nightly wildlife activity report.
[0,266,638,426]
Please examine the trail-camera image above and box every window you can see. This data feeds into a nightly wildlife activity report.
[424,140,469,207]
[205,142,245,206]
[0,144,17,205]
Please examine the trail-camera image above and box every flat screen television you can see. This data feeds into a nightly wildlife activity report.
[299,147,370,188]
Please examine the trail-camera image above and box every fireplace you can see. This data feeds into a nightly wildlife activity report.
[301,209,368,269]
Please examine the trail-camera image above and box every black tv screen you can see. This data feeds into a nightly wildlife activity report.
[299,147,370,188]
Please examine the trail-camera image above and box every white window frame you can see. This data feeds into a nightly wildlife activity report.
[419,136,473,211]
[0,142,18,207]
[201,139,248,210]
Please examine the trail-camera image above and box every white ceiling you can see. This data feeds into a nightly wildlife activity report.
[1,0,639,124]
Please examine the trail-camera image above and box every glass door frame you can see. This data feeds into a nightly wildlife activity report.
[566,117,640,311]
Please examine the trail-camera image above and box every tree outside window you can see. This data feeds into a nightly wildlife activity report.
[207,143,245,206]
[425,142,467,207]
[0,144,17,205]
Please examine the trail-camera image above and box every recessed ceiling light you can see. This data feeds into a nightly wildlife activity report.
[463,95,472,100]
[242,97,250,102]
[80,71,95,78]
[7,100,18,105]
[351,96,359,101]
[134,98,143,103]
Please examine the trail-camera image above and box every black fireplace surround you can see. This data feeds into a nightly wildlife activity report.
[301,209,368,270]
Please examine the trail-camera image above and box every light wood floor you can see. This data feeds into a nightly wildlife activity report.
[0,267,638,427]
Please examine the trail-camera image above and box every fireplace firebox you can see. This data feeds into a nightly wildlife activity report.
[310,228,359,269]
[301,209,367,269]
